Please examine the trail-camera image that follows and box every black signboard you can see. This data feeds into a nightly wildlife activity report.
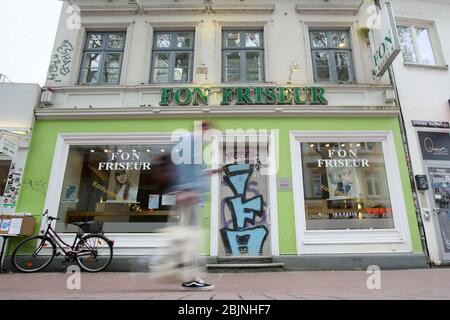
[412,120,450,129]
[418,131,450,161]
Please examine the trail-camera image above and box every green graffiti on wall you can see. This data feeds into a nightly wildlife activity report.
[48,40,74,82]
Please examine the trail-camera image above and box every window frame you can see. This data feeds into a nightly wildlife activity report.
[289,130,413,254]
[42,133,185,254]
[150,31,195,84]
[395,18,447,68]
[397,24,436,66]
[78,31,126,86]
[221,30,265,83]
[309,29,355,84]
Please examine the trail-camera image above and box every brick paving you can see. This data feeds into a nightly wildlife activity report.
[0,269,449,300]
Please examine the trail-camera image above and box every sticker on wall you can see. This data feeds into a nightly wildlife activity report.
[1,163,22,212]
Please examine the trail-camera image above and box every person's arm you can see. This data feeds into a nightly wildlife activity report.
[202,167,223,176]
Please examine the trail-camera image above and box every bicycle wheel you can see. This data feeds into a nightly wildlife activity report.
[12,235,56,272]
[75,234,113,272]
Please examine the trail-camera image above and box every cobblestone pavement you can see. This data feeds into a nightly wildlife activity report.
[0,269,449,300]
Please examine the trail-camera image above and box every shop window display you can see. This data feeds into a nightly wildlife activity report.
[56,145,178,233]
[300,142,394,230]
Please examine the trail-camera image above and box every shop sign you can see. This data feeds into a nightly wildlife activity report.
[418,131,450,161]
[317,149,370,168]
[98,151,151,171]
[0,135,19,158]
[412,120,450,129]
[159,86,328,106]
[369,2,401,77]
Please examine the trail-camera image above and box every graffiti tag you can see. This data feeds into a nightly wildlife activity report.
[220,164,269,256]
[48,40,74,82]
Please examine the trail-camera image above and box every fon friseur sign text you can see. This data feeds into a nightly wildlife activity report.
[159,86,328,106]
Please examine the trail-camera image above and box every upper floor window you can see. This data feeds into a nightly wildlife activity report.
[222,31,264,83]
[310,30,355,84]
[397,25,437,65]
[79,32,126,85]
[151,31,194,84]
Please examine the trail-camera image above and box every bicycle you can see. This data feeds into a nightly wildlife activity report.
[12,210,114,273]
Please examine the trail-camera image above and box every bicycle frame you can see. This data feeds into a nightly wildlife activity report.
[40,219,88,257]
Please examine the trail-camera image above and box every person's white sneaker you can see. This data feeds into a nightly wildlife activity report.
[181,277,214,291]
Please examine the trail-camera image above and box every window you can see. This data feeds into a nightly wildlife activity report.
[0,160,12,197]
[56,144,179,233]
[397,25,437,65]
[366,172,382,197]
[79,32,126,85]
[300,141,394,230]
[151,31,194,83]
[222,31,264,83]
[310,30,355,83]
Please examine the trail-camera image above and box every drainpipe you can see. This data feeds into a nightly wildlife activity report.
[374,0,431,266]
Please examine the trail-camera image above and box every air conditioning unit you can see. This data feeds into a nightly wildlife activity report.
[40,89,54,106]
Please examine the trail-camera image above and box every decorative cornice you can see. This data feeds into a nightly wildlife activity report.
[35,105,399,120]
[77,3,275,16]
[295,0,363,15]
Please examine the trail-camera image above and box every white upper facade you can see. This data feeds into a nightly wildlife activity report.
[40,0,411,116]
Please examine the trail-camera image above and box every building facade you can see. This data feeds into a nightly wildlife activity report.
[13,0,430,270]
[389,0,450,266]
[0,83,40,214]
[0,82,41,254]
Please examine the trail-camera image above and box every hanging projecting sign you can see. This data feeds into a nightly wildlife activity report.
[369,2,401,77]
[0,135,19,158]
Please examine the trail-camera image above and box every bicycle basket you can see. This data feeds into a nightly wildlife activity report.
[81,221,104,233]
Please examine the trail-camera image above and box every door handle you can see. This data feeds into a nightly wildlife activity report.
[266,205,271,225]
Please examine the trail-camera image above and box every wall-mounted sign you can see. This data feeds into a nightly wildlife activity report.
[277,177,292,192]
[418,131,450,161]
[412,120,450,129]
[0,135,19,158]
[159,86,328,106]
[369,2,401,77]
[415,175,429,191]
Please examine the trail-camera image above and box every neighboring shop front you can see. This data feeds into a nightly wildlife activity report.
[411,122,450,264]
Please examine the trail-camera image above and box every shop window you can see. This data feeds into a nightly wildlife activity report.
[300,141,394,230]
[79,32,126,85]
[56,145,178,233]
[309,30,355,83]
[222,30,264,83]
[397,25,441,66]
[0,160,12,197]
[150,31,194,83]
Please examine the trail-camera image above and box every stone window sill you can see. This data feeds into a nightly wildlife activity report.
[403,62,449,70]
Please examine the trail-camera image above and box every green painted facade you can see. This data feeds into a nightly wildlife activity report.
[12,116,423,255]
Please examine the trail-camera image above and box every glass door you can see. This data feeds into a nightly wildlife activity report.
[428,167,450,261]
[217,137,271,257]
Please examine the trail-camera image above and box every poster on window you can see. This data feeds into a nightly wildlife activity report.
[326,165,359,200]
[106,170,140,203]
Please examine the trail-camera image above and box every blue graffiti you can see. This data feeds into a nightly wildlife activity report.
[220,164,269,256]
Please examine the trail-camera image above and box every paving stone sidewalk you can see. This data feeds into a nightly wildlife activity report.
[0,269,449,300]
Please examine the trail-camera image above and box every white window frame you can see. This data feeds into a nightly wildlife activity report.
[396,18,447,69]
[290,131,413,254]
[42,132,184,255]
